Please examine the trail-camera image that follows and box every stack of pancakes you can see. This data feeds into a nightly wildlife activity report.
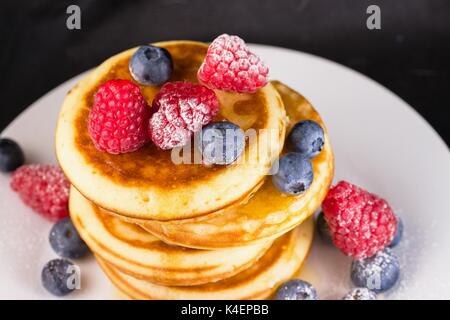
[55,41,334,299]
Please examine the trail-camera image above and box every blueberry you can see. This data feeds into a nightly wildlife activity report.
[351,248,400,293]
[388,216,403,248]
[275,279,318,300]
[288,120,325,158]
[316,211,332,244]
[49,217,89,259]
[343,288,377,300]
[0,138,25,172]
[41,259,77,296]
[198,121,245,165]
[272,152,313,195]
[129,45,173,86]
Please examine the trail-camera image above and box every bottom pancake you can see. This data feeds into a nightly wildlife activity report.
[96,218,314,300]
[70,187,273,286]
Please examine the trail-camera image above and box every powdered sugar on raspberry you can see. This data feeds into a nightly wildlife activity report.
[10,164,70,221]
[322,181,397,259]
[149,111,191,150]
[149,82,218,150]
[198,34,269,93]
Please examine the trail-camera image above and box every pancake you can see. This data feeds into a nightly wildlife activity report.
[130,81,334,249]
[96,218,314,300]
[69,187,273,286]
[56,41,286,221]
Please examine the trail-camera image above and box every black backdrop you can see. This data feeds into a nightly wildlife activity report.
[1,0,449,146]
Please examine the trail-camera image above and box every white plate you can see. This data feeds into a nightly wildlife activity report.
[1,45,450,300]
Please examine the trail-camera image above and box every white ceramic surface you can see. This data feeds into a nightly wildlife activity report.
[1,45,449,299]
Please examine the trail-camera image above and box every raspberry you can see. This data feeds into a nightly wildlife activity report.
[198,34,269,93]
[149,82,219,150]
[322,181,397,259]
[88,79,150,154]
[10,165,70,221]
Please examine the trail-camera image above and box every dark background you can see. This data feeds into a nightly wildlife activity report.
[1,0,449,146]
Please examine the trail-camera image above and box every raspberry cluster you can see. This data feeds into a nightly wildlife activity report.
[88,35,267,152]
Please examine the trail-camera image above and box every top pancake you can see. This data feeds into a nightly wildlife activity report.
[56,41,286,220]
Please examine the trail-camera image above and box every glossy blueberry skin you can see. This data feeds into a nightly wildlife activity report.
[41,259,76,296]
[288,120,325,158]
[343,288,377,300]
[198,121,245,165]
[388,216,403,248]
[317,211,333,244]
[49,217,89,259]
[129,45,173,86]
[272,152,313,195]
[275,279,318,300]
[351,248,400,293]
[0,138,25,172]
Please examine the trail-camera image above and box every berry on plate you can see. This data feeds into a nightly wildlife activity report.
[41,259,77,296]
[316,211,332,244]
[275,279,318,300]
[198,34,269,93]
[388,216,403,248]
[198,121,245,165]
[88,79,150,154]
[49,217,89,259]
[322,181,397,259]
[149,81,219,150]
[10,164,70,221]
[0,138,25,173]
[343,288,377,300]
[129,45,173,86]
[288,120,325,158]
[272,152,313,195]
[351,248,400,293]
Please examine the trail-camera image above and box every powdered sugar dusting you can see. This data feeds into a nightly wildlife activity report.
[343,287,377,300]
[10,164,70,221]
[198,34,268,93]
[323,181,397,259]
[351,248,399,293]
[149,82,218,149]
